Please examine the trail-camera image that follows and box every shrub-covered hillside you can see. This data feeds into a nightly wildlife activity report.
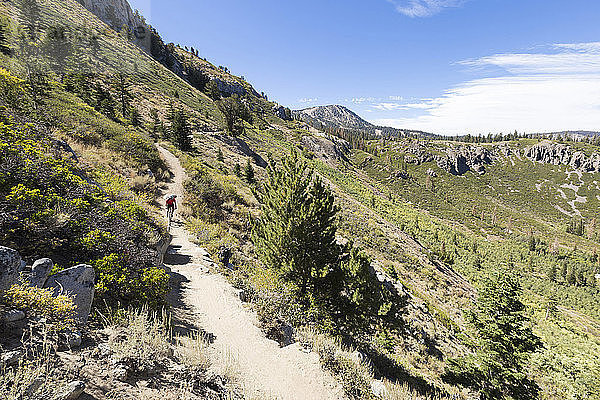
[0,0,599,399]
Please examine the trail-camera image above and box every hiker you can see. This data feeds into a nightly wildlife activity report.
[166,194,177,220]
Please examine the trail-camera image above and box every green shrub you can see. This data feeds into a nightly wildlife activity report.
[2,283,76,331]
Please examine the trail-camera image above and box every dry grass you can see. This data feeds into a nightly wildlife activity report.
[174,331,210,370]
[102,307,173,374]
[0,327,65,399]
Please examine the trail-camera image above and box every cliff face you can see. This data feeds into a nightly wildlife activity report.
[525,140,600,172]
[77,0,140,31]
[74,0,249,97]
[76,0,150,51]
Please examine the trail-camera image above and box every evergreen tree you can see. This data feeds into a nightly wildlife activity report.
[129,106,141,127]
[167,105,192,150]
[244,158,255,184]
[43,25,72,73]
[92,83,116,119]
[217,94,252,136]
[114,73,132,119]
[148,108,162,138]
[252,151,340,300]
[0,20,11,55]
[233,163,241,177]
[205,79,221,100]
[217,148,224,162]
[444,272,542,400]
[335,245,403,337]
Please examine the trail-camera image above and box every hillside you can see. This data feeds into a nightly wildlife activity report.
[0,0,599,400]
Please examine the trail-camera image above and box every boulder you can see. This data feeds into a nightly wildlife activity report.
[1,350,21,367]
[370,379,388,398]
[59,380,85,400]
[0,246,23,291]
[29,258,54,288]
[280,323,294,347]
[44,265,95,323]
[4,309,26,323]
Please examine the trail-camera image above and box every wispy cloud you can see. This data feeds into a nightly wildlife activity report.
[387,0,467,17]
[373,101,435,111]
[350,97,376,104]
[371,43,600,135]
[298,97,319,103]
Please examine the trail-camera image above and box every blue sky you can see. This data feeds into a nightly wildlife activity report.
[128,0,600,135]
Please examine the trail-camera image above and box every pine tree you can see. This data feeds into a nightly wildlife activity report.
[0,20,11,55]
[217,94,252,136]
[149,108,162,138]
[92,83,116,119]
[252,151,340,300]
[217,148,224,162]
[444,272,542,399]
[114,73,132,119]
[244,158,255,184]
[205,80,220,100]
[167,105,192,150]
[229,164,240,178]
[129,106,141,127]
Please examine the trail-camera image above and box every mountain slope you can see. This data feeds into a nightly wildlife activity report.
[294,104,437,139]
[1,0,599,399]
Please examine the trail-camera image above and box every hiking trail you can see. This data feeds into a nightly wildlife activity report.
[155,144,345,400]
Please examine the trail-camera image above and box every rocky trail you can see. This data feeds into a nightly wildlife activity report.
[155,144,344,400]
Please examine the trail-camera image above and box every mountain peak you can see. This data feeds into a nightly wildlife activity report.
[294,104,374,131]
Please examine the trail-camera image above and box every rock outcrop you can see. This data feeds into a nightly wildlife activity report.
[44,265,96,323]
[29,258,54,288]
[525,140,600,172]
[0,246,24,291]
[273,105,292,121]
[76,0,150,50]
[301,134,351,163]
[436,146,492,175]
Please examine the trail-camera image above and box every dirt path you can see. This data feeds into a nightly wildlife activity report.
[155,144,345,400]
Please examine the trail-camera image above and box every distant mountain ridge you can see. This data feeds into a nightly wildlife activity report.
[293,104,437,139]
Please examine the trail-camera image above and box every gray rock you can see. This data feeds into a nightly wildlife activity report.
[436,146,492,175]
[370,379,388,398]
[113,366,128,381]
[4,309,26,323]
[525,140,600,173]
[59,380,85,400]
[301,134,351,163]
[234,288,247,302]
[30,258,54,288]
[24,378,44,397]
[0,246,22,291]
[44,265,95,323]
[280,323,294,347]
[1,350,21,367]
[64,330,83,348]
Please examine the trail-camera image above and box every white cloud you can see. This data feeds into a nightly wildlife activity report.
[350,97,376,104]
[298,97,319,103]
[373,101,435,111]
[372,43,600,135]
[387,0,466,17]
